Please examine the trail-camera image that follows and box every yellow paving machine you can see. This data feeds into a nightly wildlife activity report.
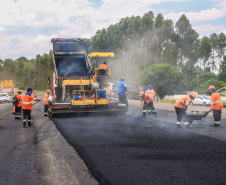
[47,38,127,117]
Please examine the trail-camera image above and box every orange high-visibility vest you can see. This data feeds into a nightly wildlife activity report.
[99,64,107,69]
[145,89,156,102]
[174,96,191,109]
[44,93,49,105]
[140,93,152,103]
[210,92,223,110]
[16,94,22,107]
[22,95,40,110]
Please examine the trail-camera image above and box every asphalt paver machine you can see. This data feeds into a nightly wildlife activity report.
[47,38,127,117]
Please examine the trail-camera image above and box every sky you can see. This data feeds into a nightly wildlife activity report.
[0,0,225,60]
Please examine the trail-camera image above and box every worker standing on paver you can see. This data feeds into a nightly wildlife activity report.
[99,61,108,69]
[22,88,41,128]
[208,85,223,127]
[174,93,196,128]
[145,85,157,116]
[139,91,153,117]
[14,90,23,119]
[118,77,128,109]
[44,89,51,116]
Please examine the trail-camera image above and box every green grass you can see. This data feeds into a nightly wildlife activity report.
[159,99,176,104]
[223,101,226,106]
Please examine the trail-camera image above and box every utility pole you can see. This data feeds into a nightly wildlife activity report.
[197,67,200,95]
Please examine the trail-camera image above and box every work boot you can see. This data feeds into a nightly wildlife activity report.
[28,121,33,126]
[143,112,146,117]
[23,124,26,128]
[210,124,220,127]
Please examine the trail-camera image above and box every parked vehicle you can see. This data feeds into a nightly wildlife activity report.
[190,95,211,105]
[0,93,12,103]
[127,86,140,100]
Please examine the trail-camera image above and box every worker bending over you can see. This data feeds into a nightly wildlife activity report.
[174,93,196,128]
[22,88,41,128]
[145,85,157,116]
[44,89,51,116]
[208,85,223,127]
[139,91,153,117]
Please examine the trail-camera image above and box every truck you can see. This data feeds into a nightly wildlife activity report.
[47,38,127,117]
[0,80,14,96]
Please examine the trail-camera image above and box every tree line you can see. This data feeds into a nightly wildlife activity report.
[0,51,54,91]
[87,12,226,97]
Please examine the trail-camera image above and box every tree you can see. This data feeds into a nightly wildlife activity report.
[199,36,212,71]
[210,33,218,71]
[216,32,226,69]
[175,14,199,71]
[138,63,181,99]
[219,56,226,82]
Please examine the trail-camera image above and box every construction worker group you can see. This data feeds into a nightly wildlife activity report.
[13,88,52,128]
[2,82,224,129]
[137,83,223,128]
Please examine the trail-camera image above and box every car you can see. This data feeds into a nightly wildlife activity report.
[190,95,211,105]
[0,93,12,103]
[126,86,138,100]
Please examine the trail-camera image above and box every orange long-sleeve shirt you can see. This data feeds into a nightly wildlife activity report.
[174,96,191,109]
[22,95,40,110]
[210,92,223,110]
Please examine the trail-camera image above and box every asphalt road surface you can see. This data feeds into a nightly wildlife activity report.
[52,101,226,185]
[1,95,226,185]
[0,95,98,185]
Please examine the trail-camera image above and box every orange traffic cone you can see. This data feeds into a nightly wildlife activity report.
[0,113,2,120]
[13,105,15,114]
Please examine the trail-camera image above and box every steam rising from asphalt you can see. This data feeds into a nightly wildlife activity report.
[111,35,156,86]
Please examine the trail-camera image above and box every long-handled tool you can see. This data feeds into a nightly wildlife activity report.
[128,102,149,116]
[33,101,40,106]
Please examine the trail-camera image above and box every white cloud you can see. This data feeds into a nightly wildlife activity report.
[0,0,224,60]
[165,8,226,22]
[193,24,226,38]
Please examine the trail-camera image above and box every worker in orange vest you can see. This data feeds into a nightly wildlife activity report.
[22,88,41,127]
[14,90,23,119]
[33,90,37,98]
[99,61,108,69]
[174,93,196,128]
[44,89,51,116]
[139,91,153,117]
[208,85,223,127]
[145,85,157,116]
